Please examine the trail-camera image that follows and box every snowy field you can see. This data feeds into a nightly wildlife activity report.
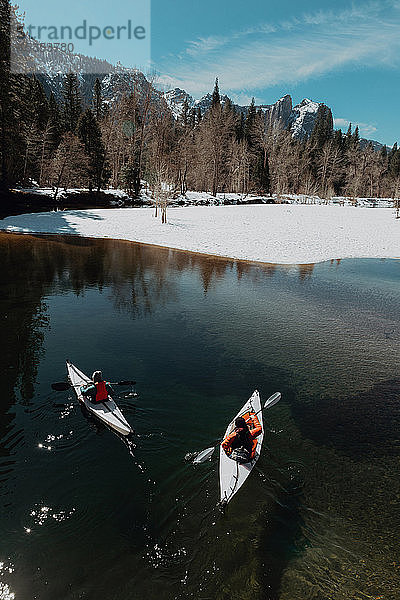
[1,204,399,264]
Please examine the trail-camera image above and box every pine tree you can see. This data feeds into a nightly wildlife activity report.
[345,123,353,149]
[352,126,360,148]
[15,76,52,185]
[310,104,333,148]
[255,148,270,193]
[30,76,49,130]
[62,73,82,132]
[77,108,107,192]
[330,129,346,192]
[211,77,220,109]
[244,98,257,145]
[333,129,344,150]
[92,78,103,121]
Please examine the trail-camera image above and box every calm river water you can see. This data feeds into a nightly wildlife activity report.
[1,232,399,600]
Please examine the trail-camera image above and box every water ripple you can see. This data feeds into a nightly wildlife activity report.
[24,503,76,533]
[0,562,15,600]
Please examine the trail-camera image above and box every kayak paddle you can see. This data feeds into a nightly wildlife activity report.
[52,380,137,391]
[193,446,215,463]
[254,391,281,416]
[191,391,281,464]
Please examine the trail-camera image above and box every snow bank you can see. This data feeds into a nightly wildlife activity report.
[1,204,399,264]
[12,186,131,201]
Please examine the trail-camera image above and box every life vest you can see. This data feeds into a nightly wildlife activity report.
[232,427,253,453]
[222,412,262,459]
[95,380,108,402]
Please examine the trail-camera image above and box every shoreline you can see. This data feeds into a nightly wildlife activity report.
[0,230,314,268]
[1,205,399,265]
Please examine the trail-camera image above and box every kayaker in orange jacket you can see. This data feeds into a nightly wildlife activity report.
[222,414,262,463]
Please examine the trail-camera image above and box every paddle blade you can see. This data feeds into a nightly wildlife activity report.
[123,392,138,399]
[264,391,281,409]
[51,382,71,391]
[193,446,215,464]
[117,380,137,386]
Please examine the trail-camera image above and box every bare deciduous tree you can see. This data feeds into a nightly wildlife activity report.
[49,133,88,200]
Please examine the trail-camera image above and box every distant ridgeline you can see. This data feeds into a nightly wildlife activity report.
[166,90,324,142]
[0,0,397,204]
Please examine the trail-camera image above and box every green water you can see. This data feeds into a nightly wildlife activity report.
[0,232,399,600]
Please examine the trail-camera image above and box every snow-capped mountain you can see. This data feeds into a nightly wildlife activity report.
[164,88,194,118]
[164,88,236,118]
[12,24,152,105]
[11,22,118,77]
[194,92,233,112]
[260,96,322,139]
[290,99,321,138]
[164,89,322,140]
[36,67,153,107]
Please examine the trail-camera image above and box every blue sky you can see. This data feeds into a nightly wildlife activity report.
[151,0,400,146]
[16,0,400,145]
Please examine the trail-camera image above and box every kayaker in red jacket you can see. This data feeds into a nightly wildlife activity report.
[222,414,262,463]
[80,371,113,403]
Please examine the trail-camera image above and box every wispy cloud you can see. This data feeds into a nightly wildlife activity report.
[185,36,229,57]
[334,118,378,137]
[156,1,400,97]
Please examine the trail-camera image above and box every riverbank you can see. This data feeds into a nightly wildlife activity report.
[1,204,399,264]
[0,188,134,220]
[0,188,273,220]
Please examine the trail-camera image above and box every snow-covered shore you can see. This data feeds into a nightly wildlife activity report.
[1,204,399,264]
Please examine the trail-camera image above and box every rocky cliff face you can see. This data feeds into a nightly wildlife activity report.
[259,94,293,129]
[164,89,322,140]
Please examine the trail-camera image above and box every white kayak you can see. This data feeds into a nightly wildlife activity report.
[219,390,264,505]
[66,360,133,436]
